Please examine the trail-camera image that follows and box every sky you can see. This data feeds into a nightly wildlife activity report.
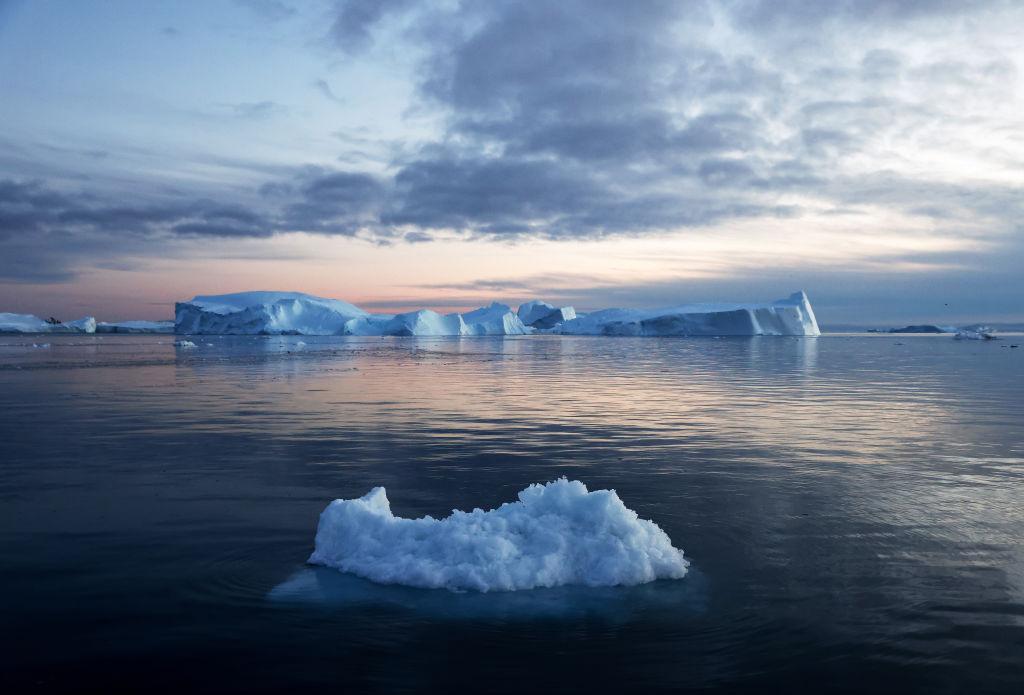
[0,0,1022,325]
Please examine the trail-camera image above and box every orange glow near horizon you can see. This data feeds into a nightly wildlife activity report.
[0,207,989,322]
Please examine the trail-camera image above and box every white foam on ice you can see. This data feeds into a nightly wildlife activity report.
[307,478,689,592]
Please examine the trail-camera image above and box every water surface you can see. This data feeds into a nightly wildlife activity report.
[1,334,1022,692]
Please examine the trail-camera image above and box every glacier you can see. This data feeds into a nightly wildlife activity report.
[169,290,820,337]
[307,478,689,592]
[555,291,820,337]
[0,313,96,334]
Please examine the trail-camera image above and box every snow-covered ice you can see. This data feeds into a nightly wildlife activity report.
[96,320,175,334]
[174,339,197,348]
[174,291,532,336]
[169,289,820,336]
[556,291,820,336]
[175,291,368,335]
[307,478,689,592]
[0,313,97,334]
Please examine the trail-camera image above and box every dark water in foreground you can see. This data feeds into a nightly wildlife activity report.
[1,334,1022,693]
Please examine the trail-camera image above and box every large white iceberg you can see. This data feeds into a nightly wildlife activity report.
[171,289,820,336]
[174,292,530,336]
[556,291,820,336]
[307,478,689,592]
[0,313,97,334]
[175,291,369,335]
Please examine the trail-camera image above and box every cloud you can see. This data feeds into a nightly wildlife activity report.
[3,0,1023,319]
[328,0,415,53]
[314,79,344,104]
[224,100,288,120]
[290,0,1024,253]
[235,0,296,21]
[0,179,276,281]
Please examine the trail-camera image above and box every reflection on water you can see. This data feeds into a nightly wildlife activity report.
[269,567,709,622]
[1,334,1022,692]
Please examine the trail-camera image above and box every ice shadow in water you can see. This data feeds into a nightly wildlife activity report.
[268,566,709,623]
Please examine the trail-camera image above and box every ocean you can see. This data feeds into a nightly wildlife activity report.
[2,333,1022,693]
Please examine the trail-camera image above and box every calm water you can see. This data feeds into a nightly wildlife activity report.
[1,334,1022,693]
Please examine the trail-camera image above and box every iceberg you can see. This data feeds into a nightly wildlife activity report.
[377,310,467,337]
[517,300,577,329]
[954,325,996,341]
[460,302,530,335]
[175,291,369,335]
[556,291,820,337]
[307,478,689,592]
[174,291,530,336]
[170,289,819,337]
[0,313,96,334]
[96,320,175,334]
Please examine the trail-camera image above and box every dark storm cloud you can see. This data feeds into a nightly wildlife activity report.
[0,179,278,281]
[304,1,867,238]
[288,0,1020,256]
[268,167,388,235]
[3,0,1022,297]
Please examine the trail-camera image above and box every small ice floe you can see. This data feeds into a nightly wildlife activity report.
[954,325,996,341]
[308,478,689,592]
[296,341,307,349]
[31,343,51,349]
[173,339,197,348]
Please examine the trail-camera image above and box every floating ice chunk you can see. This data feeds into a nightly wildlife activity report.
[308,478,689,592]
[174,339,197,348]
